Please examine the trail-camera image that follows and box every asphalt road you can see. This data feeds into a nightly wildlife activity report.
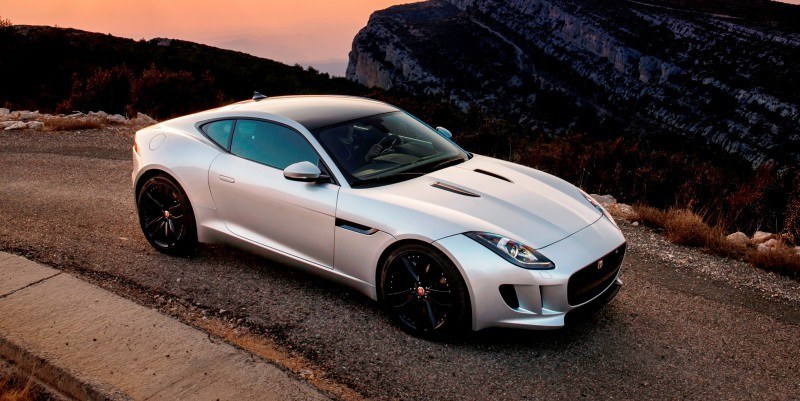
[1,128,798,400]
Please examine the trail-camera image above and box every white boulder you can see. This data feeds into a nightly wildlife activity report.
[26,121,44,130]
[67,112,85,119]
[608,203,639,220]
[590,194,617,207]
[18,110,40,120]
[107,114,127,123]
[0,108,9,115]
[134,112,156,124]
[726,232,749,247]
[4,121,28,131]
[757,238,780,252]
[0,121,19,129]
[88,111,109,118]
[752,231,774,244]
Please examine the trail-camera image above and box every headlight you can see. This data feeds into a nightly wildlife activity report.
[465,232,555,269]
[578,189,618,228]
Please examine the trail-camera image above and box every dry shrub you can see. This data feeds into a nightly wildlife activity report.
[663,209,715,247]
[746,245,800,278]
[0,16,11,28]
[635,206,747,258]
[782,174,800,244]
[44,118,103,131]
[58,65,133,115]
[0,372,34,401]
[633,205,669,229]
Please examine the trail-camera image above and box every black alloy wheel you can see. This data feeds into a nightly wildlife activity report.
[137,174,197,255]
[380,244,470,338]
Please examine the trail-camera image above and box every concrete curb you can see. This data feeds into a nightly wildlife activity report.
[0,331,131,401]
[0,252,329,401]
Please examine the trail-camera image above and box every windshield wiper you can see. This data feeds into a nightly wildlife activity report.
[350,172,427,188]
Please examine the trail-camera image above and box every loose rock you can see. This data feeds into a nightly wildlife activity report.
[135,112,157,124]
[752,231,774,244]
[757,238,779,252]
[26,121,45,130]
[608,203,639,220]
[726,232,749,247]
[18,110,40,120]
[590,194,617,207]
[107,114,127,124]
[4,121,28,131]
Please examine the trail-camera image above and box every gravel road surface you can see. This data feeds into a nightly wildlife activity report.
[1,128,798,400]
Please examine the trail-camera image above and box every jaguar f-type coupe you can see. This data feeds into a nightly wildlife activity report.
[132,94,626,337]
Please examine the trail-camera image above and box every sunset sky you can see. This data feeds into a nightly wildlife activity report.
[2,0,799,75]
[0,0,413,75]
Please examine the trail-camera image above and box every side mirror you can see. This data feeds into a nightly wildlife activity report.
[283,161,328,183]
[436,126,453,140]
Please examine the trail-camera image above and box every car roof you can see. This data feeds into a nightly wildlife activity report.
[229,95,399,130]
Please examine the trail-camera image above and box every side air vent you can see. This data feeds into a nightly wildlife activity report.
[474,169,512,183]
[335,218,378,235]
[431,182,480,197]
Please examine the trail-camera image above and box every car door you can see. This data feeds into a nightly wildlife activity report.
[207,119,339,268]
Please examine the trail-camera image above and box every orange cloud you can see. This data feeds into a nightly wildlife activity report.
[1,0,413,65]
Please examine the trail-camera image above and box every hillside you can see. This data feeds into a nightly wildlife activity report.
[0,22,797,238]
[346,0,800,167]
[0,25,366,118]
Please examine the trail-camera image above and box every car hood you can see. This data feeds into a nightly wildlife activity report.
[337,155,602,249]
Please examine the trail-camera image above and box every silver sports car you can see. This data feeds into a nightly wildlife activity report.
[132,94,626,337]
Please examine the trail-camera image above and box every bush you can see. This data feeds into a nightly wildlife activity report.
[44,118,104,131]
[58,65,133,115]
[746,244,800,279]
[633,205,669,230]
[0,16,11,28]
[663,209,716,247]
[127,65,222,119]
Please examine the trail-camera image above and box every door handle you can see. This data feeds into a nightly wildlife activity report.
[219,175,235,183]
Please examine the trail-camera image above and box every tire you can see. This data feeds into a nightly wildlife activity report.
[136,174,197,256]
[379,244,471,339]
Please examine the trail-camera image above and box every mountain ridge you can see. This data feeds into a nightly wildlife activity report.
[346,0,800,167]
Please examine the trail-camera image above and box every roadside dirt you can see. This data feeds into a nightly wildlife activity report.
[1,127,798,400]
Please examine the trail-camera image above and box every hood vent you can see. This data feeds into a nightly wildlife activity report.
[431,182,480,197]
[474,169,512,183]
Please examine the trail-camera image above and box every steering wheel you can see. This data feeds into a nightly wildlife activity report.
[378,134,402,155]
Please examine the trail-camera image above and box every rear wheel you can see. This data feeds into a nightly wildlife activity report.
[379,244,470,338]
[137,174,197,256]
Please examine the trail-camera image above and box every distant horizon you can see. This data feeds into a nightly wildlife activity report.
[2,0,799,76]
[0,0,414,76]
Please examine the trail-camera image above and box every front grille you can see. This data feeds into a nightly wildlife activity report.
[567,243,626,306]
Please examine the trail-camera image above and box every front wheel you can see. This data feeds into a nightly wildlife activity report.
[379,244,471,338]
[137,174,197,256]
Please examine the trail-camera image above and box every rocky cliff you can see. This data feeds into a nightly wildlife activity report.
[346,0,800,167]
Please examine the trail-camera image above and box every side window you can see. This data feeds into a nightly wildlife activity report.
[231,120,319,170]
[202,120,234,150]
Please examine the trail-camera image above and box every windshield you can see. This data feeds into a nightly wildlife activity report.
[313,111,468,186]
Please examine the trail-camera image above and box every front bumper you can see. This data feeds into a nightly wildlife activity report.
[433,217,626,331]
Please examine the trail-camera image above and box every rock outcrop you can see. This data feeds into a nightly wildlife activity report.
[347,0,800,167]
[0,109,157,131]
